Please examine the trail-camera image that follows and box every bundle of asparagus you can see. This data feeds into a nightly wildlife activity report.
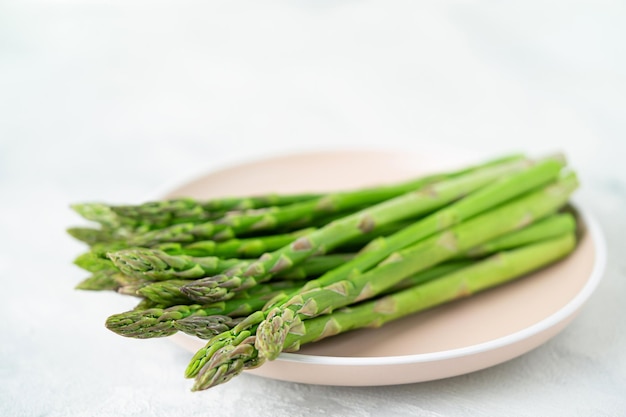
[69,153,581,391]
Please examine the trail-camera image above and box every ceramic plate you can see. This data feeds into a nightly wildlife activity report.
[166,149,606,386]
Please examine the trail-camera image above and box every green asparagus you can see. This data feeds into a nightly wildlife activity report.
[105,304,243,339]
[107,249,244,281]
[190,233,576,390]
[182,160,573,377]
[125,156,529,247]
[105,282,295,339]
[297,157,565,293]
[176,158,533,303]
[74,270,119,291]
[66,152,586,394]
[137,279,301,308]
[256,172,578,360]
[463,211,576,257]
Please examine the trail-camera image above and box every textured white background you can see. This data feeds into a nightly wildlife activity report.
[1,1,625,416]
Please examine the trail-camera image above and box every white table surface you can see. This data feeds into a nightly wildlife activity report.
[1,1,625,416]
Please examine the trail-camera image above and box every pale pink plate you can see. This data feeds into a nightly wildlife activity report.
[165,149,606,386]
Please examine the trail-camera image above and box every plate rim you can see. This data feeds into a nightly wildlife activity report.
[158,149,607,368]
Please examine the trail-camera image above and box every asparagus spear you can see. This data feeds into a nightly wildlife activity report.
[177,157,533,303]
[182,157,562,303]
[132,298,162,311]
[106,242,540,339]
[384,212,576,293]
[74,270,120,291]
[135,279,197,306]
[108,246,352,285]
[77,211,571,296]
[71,193,325,231]
[105,306,239,338]
[77,212,571,294]
[255,172,578,360]
[283,234,577,350]
[66,227,122,245]
[72,242,129,273]
[70,203,128,230]
[173,227,316,258]
[107,249,244,281]
[300,157,565,292]
[74,251,116,273]
[137,278,301,308]
[182,263,473,376]
[71,154,523,231]
[463,212,576,257]
[175,261,472,340]
[387,212,576,291]
[105,305,244,339]
[180,220,414,259]
[385,260,474,293]
[105,282,296,339]
[272,254,354,280]
[133,254,352,307]
[190,233,576,390]
[71,227,316,275]
[126,156,528,247]
[105,194,322,225]
[106,219,408,283]
[71,215,374,275]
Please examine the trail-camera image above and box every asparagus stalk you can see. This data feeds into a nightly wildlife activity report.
[136,279,197,306]
[463,212,576,257]
[76,211,571,286]
[72,216,394,277]
[283,233,577,350]
[71,154,523,231]
[137,279,301,308]
[118,194,322,224]
[386,213,575,293]
[177,157,533,303]
[71,193,325,231]
[122,259,498,338]
[385,260,474,293]
[126,156,528,247]
[105,305,244,339]
[176,261,472,339]
[74,251,115,273]
[105,281,297,339]
[132,298,163,311]
[298,157,565,294]
[70,203,129,230]
[134,254,351,306]
[172,227,316,258]
[74,270,120,291]
[108,246,353,285]
[190,233,576,390]
[255,172,578,360]
[108,220,408,283]
[66,227,122,245]
[77,212,572,295]
[107,249,244,281]
[272,254,354,280]
[383,214,576,292]
[72,227,316,274]
[115,270,149,288]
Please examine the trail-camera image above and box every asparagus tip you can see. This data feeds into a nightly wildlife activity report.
[70,203,121,227]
